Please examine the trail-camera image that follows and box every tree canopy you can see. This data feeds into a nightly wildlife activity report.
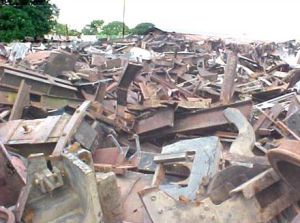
[0,0,58,42]
[81,19,104,35]
[131,22,155,35]
[101,21,129,37]
[80,20,156,37]
[53,23,81,36]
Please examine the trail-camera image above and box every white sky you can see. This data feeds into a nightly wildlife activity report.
[51,0,300,41]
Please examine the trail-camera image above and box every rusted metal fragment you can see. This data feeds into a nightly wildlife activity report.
[52,101,91,156]
[93,135,141,175]
[0,65,78,98]
[254,103,284,133]
[286,111,300,137]
[0,115,63,145]
[220,51,238,104]
[141,100,253,139]
[150,74,195,98]
[134,107,174,134]
[223,152,270,167]
[117,171,152,223]
[286,95,300,118]
[140,169,298,223]
[39,95,83,110]
[9,80,31,121]
[94,82,107,103]
[207,165,267,204]
[268,140,300,193]
[152,137,221,200]
[16,151,103,223]
[116,62,143,106]
[230,169,280,199]
[0,143,26,207]
[224,108,255,157]
[258,109,300,140]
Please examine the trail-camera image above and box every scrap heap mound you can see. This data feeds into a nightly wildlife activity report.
[0,29,300,223]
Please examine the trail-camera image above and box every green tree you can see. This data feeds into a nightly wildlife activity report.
[101,21,129,37]
[0,0,58,42]
[53,22,68,36]
[53,23,80,36]
[68,29,81,36]
[131,22,155,35]
[82,19,104,35]
[0,7,35,42]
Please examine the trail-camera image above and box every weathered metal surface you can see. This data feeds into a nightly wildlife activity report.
[141,100,253,138]
[140,169,298,223]
[292,214,300,223]
[286,112,300,137]
[96,172,123,223]
[256,108,300,140]
[207,165,267,204]
[16,151,103,223]
[152,137,221,200]
[268,140,300,193]
[52,101,91,156]
[150,74,195,98]
[220,51,238,104]
[93,135,141,175]
[254,103,284,132]
[230,169,280,198]
[134,107,174,134]
[9,80,31,121]
[116,62,143,106]
[74,120,98,150]
[0,65,78,98]
[153,152,188,164]
[117,171,152,223]
[39,95,83,110]
[0,206,15,223]
[224,108,255,157]
[0,143,26,207]
[0,115,63,145]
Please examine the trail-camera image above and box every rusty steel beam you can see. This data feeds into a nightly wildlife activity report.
[9,80,31,120]
[150,74,195,98]
[0,65,78,98]
[134,107,174,134]
[116,62,143,106]
[141,100,252,139]
[52,101,91,156]
[220,51,238,104]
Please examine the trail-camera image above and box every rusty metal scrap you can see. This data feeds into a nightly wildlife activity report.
[140,169,298,223]
[1,28,300,223]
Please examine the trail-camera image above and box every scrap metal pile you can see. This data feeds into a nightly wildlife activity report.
[0,29,300,223]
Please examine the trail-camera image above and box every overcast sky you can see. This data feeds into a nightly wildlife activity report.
[51,0,299,41]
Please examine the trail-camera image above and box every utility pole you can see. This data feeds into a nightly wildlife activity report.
[122,0,126,38]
